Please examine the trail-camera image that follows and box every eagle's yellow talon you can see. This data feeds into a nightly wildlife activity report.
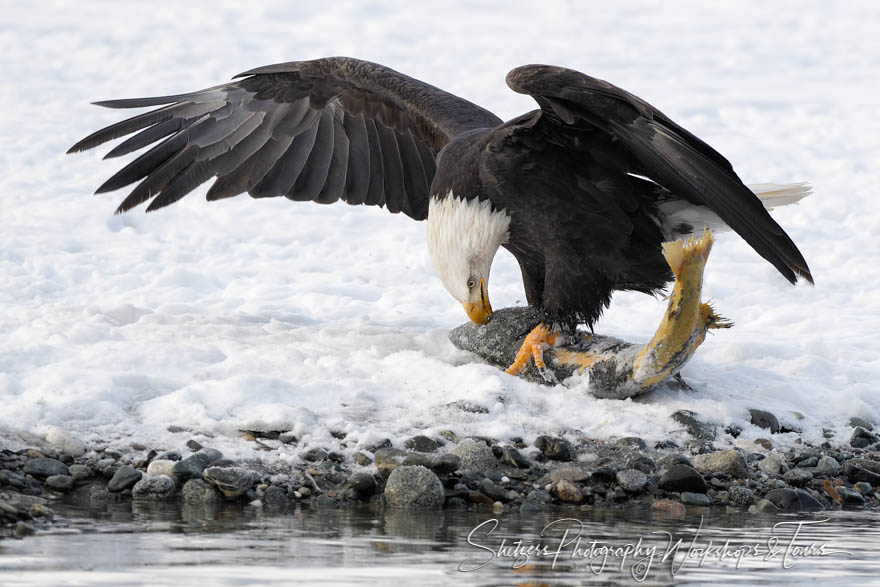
[505,324,558,375]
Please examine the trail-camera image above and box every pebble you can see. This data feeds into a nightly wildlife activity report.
[534,436,574,461]
[816,456,841,476]
[692,450,749,479]
[147,459,176,478]
[107,466,143,492]
[181,479,221,506]
[262,485,288,507]
[22,458,70,479]
[302,447,329,462]
[652,499,686,516]
[759,453,786,476]
[45,475,75,492]
[132,475,176,499]
[501,446,531,469]
[403,435,441,453]
[748,409,780,434]
[171,452,212,480]
[203,467,254,499]
[451,439,497,472]
[616,469,648,493]
[345,473,377,497]
[554,479,583,504]
[851,427,880,449]
[783,468,814,487]
[765,488,824,511]
[658,464,707,493]
[728,485,756,506]
[69,464,92,481]
[384,466,445,510]
[186,439,203,452]
[681,492,712,507]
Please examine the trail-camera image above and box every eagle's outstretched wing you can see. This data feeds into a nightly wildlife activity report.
[504,64,812,284]
[69,57,502,219]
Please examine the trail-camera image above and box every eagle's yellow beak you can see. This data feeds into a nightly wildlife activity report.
[461,278,493,325]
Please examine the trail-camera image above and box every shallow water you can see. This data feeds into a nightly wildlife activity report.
[1,500,879,586]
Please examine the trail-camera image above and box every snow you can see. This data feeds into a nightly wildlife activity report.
[1,0,879,461]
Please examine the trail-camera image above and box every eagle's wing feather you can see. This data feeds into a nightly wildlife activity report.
[505,65,813,284]
[69,57,501,219]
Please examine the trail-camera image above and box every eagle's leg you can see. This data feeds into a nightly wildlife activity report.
[505,323,560,375]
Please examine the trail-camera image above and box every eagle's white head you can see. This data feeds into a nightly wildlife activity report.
[426,193,511,324]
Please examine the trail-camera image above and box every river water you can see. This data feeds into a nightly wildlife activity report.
[1,500,878,585]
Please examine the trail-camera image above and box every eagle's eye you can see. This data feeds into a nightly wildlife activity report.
[466,278,476,290]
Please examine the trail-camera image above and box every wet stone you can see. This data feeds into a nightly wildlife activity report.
[854,482,873,495]
[658,464,707,493]
[681,492,712,507]
[759,453,786,476]
[22,458,69,479]
[157,451,183,462]
[692,450,749,479]
[345,473,377,497]
[262,485,288,507]
[783,468,814,487]
[555,479,583,504]
[501,446,531,469]
[652,499,686,516]
[765,488,824,511]
[672,410,716,441]
[749,409,780,433]
[384,466,445,510]
[851,427,880,449]
[844,462,880,486]
[366,439,392,453]
[403,436,440,453]
[625,455,657,474]
[451,439,497,472]
[186,439,203,452]
[107,466,142,492]
[132,475,176,499]
[302,448,329,462]
[752,498,779,513]
[616,469,648,493]
[755,439,773,451]
[616,437,648,451]
[203,467,255,499]
[45,475,75,492]
[354,452,373,466]
[838,487,866,506]
[182,479,221,506]
[171,452,212,480]
[198,448,223,463]
[146,460,175,478]
[728,485,756,506]
[278,432,298,445]
[534,436,573,462]
[850,417,874,431]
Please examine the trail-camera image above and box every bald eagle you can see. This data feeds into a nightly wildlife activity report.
[69,57,812,375]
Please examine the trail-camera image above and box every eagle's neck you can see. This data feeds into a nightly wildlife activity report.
[426,193,510,301]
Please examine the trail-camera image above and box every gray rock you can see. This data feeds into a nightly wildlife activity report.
[383,466,445,510]
[403,436,440,453]
[375,448,460,478]
[658,464,707,493]
[186,439,203,452]
[156,450,183,462]
[854,482,873,495]
[844,462,880,486]
[132,475,176,499]
[625,455,657,474]
[278,432,298,445]
[783,468,813,487]
[765,488,824,511]
[302,447,329,462]
[672,410,716,441]
[171,452,212,480]
[22,458,69,479]
[545,466,593,484]
[851,427,880,448]
[203,467,254,499]
[837,487,866,506]
[68,464,92,481]
[480,478,508,502]
[616,437,648,451]
[751,498,779,513]
[262,485,288,507]
[534,436,573,462]
[345,473,377,497]
[681,492,711,506]
[728,485,756,506]
[198,448,223,463]
[759,453,787,476]
[616,469,648,493]
[146,459,175,478]
[501,446,531,469]
[45,475,74,491]
[850,417,874,431]
[749,409,780,433]
[107,465,143,492]
[816,456,841,476]
[847,458,880,475]
[692,450,749,479]
[451,439,497,472]
[353,452,373,466]
[554,479,583,503]
[181,479,221,506]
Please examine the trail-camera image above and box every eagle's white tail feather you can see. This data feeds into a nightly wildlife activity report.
[748,182,812,210]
